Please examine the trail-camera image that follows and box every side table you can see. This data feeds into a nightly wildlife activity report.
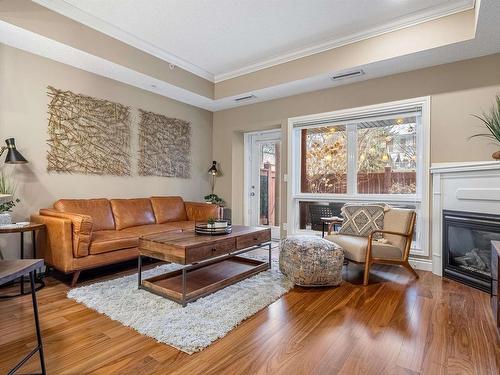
[0,259,46,375]
[0,223,46,298]
[321,217,343,237]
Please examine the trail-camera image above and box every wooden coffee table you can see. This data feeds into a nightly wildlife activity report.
[138,225,272,306]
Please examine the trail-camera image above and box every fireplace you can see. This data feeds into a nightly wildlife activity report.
[443,210,500,293]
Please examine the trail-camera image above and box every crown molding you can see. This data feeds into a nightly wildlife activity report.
[32,0,215,82]
[214,0,475,82]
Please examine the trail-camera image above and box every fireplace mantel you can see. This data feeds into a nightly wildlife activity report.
[430,161,500,276]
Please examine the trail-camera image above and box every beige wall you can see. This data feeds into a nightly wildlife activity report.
[0,43,213,258]
[213,53,500,231]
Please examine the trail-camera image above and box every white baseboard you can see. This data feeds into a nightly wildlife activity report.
[408,257,433,272]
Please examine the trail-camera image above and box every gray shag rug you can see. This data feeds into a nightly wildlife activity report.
[67,259,292,354]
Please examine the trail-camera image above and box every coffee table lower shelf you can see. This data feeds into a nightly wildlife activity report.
[140,256,268,306]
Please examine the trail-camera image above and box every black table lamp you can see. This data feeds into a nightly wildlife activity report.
[208,161,218,194]
[0,138,28,164]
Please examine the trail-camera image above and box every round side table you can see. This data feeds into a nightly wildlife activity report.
[0,223,46,298]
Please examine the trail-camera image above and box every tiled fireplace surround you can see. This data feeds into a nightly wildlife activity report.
[430,161,500,285]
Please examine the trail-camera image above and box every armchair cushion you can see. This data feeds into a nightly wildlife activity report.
[326,233,402,262]
[383,208,414,250]
[339,205,384,237]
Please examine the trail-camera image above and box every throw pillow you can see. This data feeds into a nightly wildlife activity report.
[339,205,385,237]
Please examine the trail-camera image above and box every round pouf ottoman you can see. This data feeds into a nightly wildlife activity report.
[279,236,344,287]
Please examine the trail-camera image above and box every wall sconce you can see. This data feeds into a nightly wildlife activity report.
[0,138,28,164]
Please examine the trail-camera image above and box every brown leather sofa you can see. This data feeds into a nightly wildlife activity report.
[30,196,218,286]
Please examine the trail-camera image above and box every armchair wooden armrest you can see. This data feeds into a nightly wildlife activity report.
[327,219,344,235]
[368,229,409,239]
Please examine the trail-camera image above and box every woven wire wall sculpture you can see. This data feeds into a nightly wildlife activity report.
[46,86,131,175]
[138,109,191,178]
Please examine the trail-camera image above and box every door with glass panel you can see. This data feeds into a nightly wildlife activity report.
[245,130,281,239]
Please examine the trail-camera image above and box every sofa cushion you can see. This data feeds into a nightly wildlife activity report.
[150,196,187,223]
[110,198,156,230]
[54,198,115,231]
[119,222,192,236]
[89,223,191,255]
[185,201,219,221]
[326,233,402,262]
[90,230,138,255]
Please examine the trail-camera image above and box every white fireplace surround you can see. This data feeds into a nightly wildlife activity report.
[430,161,500,276]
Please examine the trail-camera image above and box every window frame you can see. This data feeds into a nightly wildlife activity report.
[287,97,430,257]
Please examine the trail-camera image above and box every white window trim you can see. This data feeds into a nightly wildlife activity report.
[287,97,431,257]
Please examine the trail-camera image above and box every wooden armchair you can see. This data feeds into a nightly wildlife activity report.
[325,207,417,285]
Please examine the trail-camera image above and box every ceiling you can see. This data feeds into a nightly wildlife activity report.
[34,0,474,82]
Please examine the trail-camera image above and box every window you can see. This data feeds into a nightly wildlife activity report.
[357,117,417,194]
[288,98,429,256]
[302,126,347,193]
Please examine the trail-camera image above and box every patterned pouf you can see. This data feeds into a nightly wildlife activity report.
[279,236,344,287]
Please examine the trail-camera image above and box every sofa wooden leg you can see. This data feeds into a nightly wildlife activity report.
[70,271,81,287]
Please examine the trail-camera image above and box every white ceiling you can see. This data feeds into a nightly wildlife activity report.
[35,0,474,81]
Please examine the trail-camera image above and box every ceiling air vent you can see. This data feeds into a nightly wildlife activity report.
[330,69,365,81]
[234,94,256,102]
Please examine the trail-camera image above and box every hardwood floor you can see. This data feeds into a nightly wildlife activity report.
[0,253,499,375]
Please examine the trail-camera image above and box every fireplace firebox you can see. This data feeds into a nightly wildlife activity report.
[443,210,500,293]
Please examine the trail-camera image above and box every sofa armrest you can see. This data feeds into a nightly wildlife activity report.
[184,202,219,221]
[39,209,93,258]
[30,214,75,273]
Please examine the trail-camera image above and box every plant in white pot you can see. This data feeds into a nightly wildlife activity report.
[0,172,20,225]
[204,193,225,219]
[470,95,500,160]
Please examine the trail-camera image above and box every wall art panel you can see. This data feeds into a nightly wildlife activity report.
[46,86,131,175]
[138,109,191,178]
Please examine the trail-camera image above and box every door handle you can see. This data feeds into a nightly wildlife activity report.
[250,192,255,197]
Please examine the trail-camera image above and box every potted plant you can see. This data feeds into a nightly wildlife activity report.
[206,217,216,229]
[470,95,500,160]
[204,194,225,206]
[0,172,20,225]
[204,193,225,219]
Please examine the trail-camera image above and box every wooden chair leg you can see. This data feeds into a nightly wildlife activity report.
[363,261,371,286]
[70,271,81,287]
[403,262,419,279]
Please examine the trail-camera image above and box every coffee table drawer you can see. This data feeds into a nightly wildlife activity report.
[236,230,271,250]
[186,238,236,263]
